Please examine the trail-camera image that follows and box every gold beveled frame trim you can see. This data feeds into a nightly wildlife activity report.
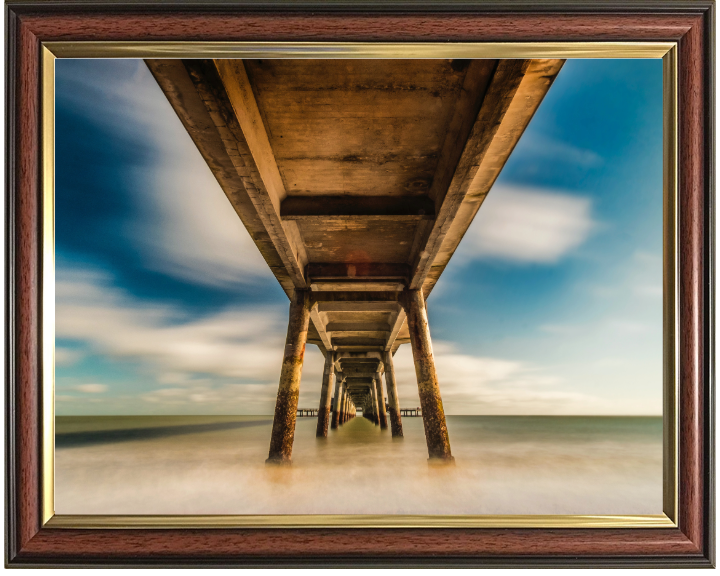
[41,42,679,529]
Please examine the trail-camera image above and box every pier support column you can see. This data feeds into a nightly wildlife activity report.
[267,290,311,465]
[375,372,388,430]
[316,352,335,438]
[401,289,454,463]
[338,387,345,425]
[384,352,404,437]
[331,373,342,429]
[370,378,380,425]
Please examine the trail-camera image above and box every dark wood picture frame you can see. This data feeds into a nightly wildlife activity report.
[5,0,715,567]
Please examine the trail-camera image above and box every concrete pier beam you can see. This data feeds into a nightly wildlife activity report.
[375,372,388,430]
[267,290,311,465]
[384,352,404,437]
[316,352,336,437]
[330,374,342,429]
[401,289,454,463]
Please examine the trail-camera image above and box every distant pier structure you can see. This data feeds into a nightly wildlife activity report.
[148,57,563,465]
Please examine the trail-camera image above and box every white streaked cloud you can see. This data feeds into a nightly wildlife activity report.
[458,185,594,264]
[57,59,272,287]
[70,384,109,394]
[391,342,604,415]
[55,347,84,366]
[55,266,605,415]
[56,267,290,382]
[55,266,324,414]
[520,134,604,169]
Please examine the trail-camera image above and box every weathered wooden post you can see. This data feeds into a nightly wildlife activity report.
[370,377,380,425]
[338,387,345,425]
[266,290,311,465]
[401,289,454,463]
[331,373,342,429]
[384,352,404,437]
[341,391,347,424]
[316,352,336,437]
[375,372,388,430]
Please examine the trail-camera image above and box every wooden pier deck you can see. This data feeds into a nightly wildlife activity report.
[148,57,563,463]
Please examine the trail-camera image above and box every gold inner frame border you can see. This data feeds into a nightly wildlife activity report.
[41,41,679,529]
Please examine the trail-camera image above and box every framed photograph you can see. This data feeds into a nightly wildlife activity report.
[6,0,714,567]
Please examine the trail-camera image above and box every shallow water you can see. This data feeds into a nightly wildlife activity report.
[55,415,663,515]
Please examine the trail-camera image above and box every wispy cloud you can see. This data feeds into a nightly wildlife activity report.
[57,60,272,287]
[70,384,108,394]
[55,266,603,415]
[458,185,594,264]
[55,347,84,366]
[55,266,325,414]
[520,134,604,169]
[57,267,289,382]
[391,342,603,415]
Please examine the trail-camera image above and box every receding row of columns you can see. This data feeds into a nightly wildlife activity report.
[266,289,453,465]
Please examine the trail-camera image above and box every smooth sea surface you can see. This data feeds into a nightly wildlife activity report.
[55,415,663,515]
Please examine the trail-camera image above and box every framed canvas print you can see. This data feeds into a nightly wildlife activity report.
[5,0,715,567]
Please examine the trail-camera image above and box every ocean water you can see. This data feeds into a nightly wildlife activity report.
[55,415,663,515]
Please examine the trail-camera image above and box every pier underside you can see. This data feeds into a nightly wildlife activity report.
[148,56,563,463]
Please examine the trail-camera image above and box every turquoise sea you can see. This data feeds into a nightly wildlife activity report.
[55,415,663,515]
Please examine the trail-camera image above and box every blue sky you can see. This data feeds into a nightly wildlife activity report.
[54,58,663,415]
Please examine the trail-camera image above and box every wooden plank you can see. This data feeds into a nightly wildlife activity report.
[336,351,384,362]
[385,307,407,352]
[245,59,472,200]
[326,322,390,333]
[281,195,435,219]
[333,337,387,347]
[331,331,390,339]
[299,218,417,263]
[213,58,310,284]
[408,59,529,289]
[334,345,385,352]
[180,59,307,289]
[309,304,333,352]
[311,291,402,303]
[319,302,398,313]
[145,59,297,297]
[310,281,405,292]
[307,263,409,281]
[421,59,566,297]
